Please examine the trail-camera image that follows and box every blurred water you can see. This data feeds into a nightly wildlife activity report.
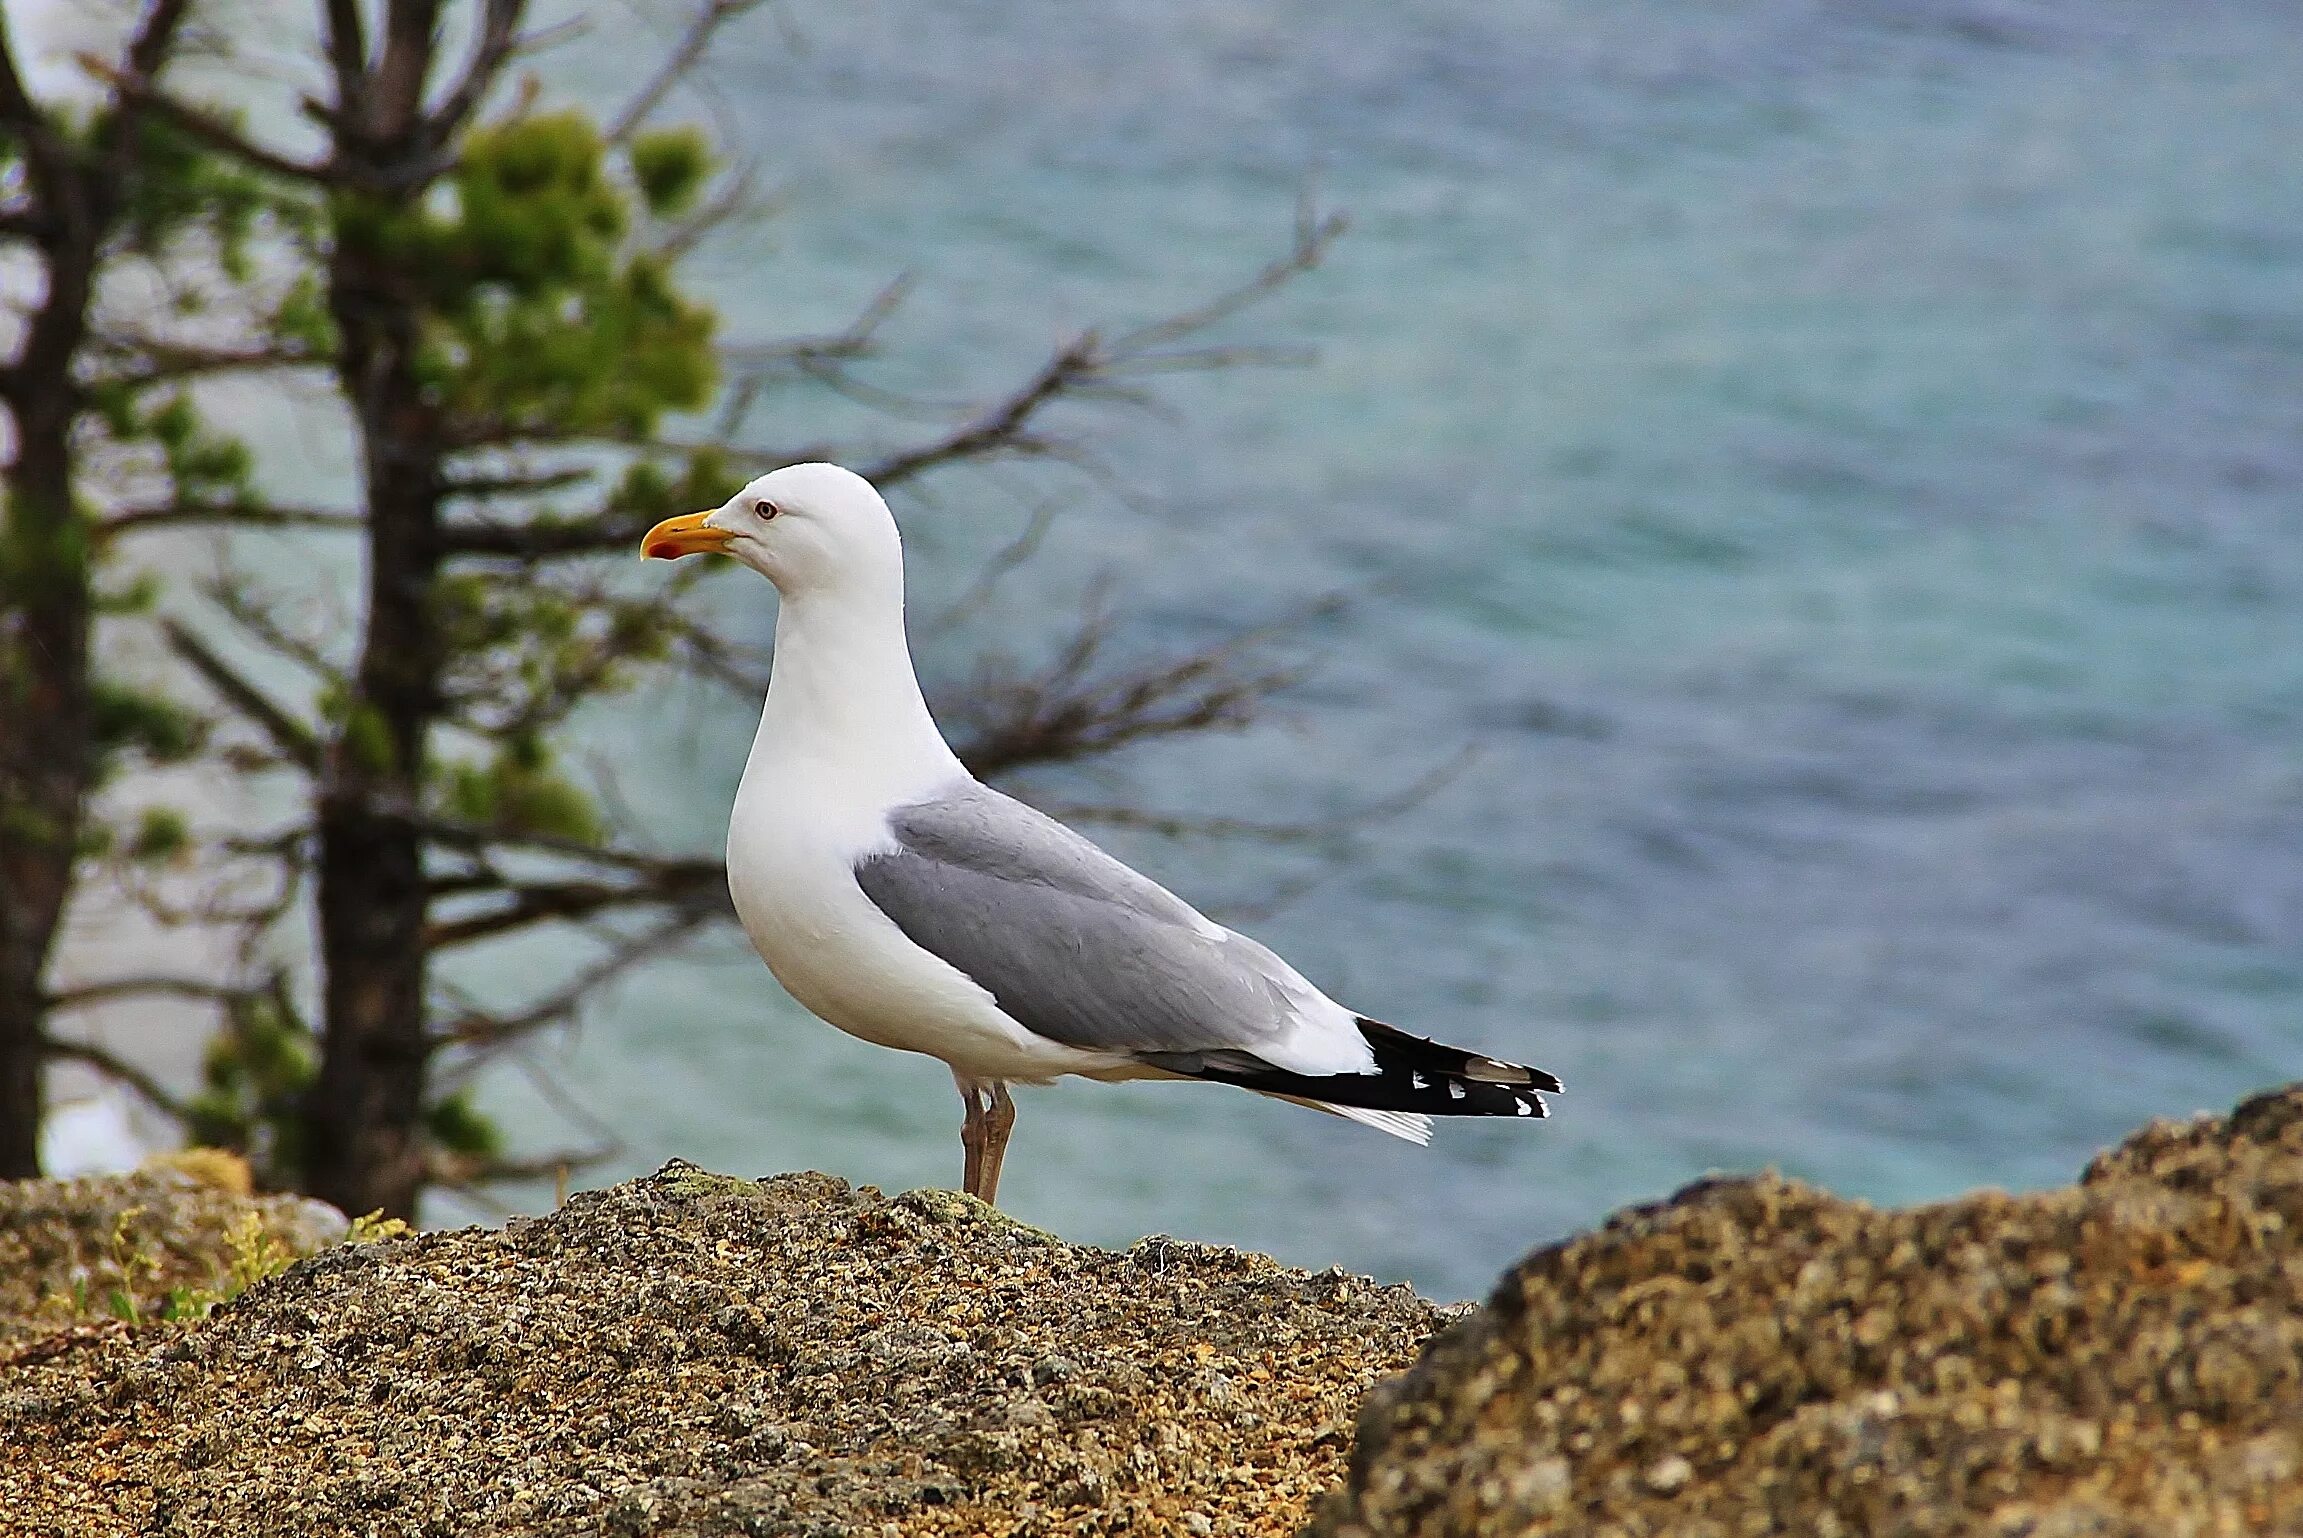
[463,0,2303,1299]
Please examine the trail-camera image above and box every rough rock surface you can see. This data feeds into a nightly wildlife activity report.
[0,1160,347,1352]
[1308,1083,2303,1538]
[2,1164,1437,1537]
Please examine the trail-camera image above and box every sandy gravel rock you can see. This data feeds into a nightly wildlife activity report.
[0,1164,347,1351]
[3,1164,1437,1538]
[1307,1082,2303,1538]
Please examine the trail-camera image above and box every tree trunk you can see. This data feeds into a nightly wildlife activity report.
[301,503,442,1215]
[299,263,447,1218]
[0,0,224,1174]
[0,433,92,1176]
[0,215,104,1177]
[297,13,455,1214]
[305,787,433,1216]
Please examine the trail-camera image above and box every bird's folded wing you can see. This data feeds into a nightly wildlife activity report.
[852,781,1299,1057]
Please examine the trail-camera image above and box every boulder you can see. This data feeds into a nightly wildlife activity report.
[1308,1084,2303,1538]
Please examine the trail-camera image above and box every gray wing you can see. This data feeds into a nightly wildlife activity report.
[852,780,1298,1056]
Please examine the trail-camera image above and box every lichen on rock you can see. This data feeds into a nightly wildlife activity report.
[1307,1082,2303,1538]
[2,1165,1434,1537]
[11,1085,2303,1537]
[0,1159,346,1350]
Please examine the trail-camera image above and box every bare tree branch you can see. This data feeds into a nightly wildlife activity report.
[46,974,246,1012]
[91,336,328,391]
[839,208,1346,492]
[430,1142,618,1190]
[441,466,595,501]
[605,0,769,147]
[425,0,524,144]
[203,574,349,687]
[160,618,324,772]
[121,0,194,80]
[649,159,760,262]
[437,508,655,557]
[99,502,363,538]
[76,55,329,185]
[371,0,447,144]
[0,204,50,240]
[100,0,196,172]
[711,278,910,441]
[1111,202,1347,356]
[320,0,371,115]
[0,15,45,128]
[0,8,72,218]
[426,859,728,949]
[434,911,697,1051]
[720,276,910,373]
[42,1037,194,1123]
[856,334,1097,489]
[925,497,1060,632]
[1042,747,1477,846]
[659,608,772,698]
[1040,804,1350,846]
[440,406,808,459]
[417,816,709,874]
[491,1049,627,1155]
[426,866,505,900]
[941,600,1324,779]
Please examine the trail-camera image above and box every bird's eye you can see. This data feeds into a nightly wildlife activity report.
[754,499,780,521]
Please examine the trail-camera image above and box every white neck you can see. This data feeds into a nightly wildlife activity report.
[746,577,965,809]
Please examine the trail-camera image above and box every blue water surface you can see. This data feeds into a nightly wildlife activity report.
[467,0,2303,1299]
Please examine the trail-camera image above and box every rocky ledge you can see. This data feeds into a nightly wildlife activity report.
[4,1084,2300,1538]
[3,1165,1436,1537]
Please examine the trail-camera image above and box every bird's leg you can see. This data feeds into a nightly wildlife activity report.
[955,1075,987,1199]
[976,1081,1017,1208]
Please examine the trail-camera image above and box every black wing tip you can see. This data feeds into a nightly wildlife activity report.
[1150,1021,1559,1120]
[1355,1017,1564,1097]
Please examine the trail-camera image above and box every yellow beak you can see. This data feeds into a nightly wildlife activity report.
[640,511,736,560]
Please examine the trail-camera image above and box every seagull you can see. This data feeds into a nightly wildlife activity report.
[642,463,1560,1205]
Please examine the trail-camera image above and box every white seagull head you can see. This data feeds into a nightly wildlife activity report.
[640,462,902,598]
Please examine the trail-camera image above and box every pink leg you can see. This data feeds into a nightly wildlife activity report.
[976,1082,1016,1207]
[955,1074,987,1198]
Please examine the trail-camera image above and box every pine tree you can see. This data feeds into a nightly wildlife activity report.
[0,0,306,1173]
[85,0,1338,1216]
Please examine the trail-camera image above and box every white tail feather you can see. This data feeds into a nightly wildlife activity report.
[1313,1100,1434,1146]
